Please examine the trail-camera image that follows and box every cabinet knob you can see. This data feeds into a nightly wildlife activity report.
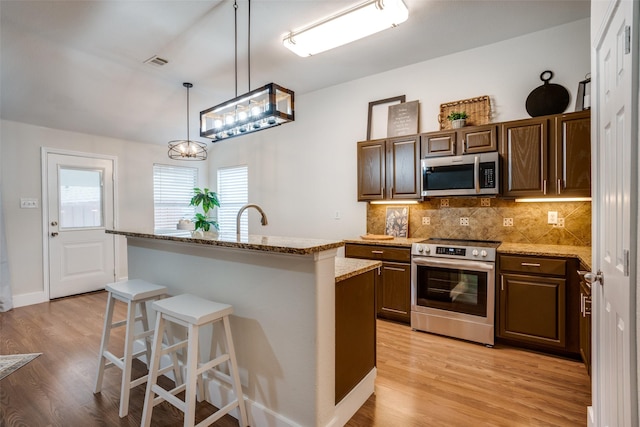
[578,270,604,287]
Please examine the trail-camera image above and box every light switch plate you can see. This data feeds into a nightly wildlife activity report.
[20,198,39,209]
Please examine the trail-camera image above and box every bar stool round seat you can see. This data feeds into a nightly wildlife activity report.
[93,279,180,418]
[141,293,249,427]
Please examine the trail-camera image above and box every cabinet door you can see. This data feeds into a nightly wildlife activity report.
[555,111,591,197]
[357,139,385,201]
[420,130,457,158]
[501,117,550,197]
[499,273,566,348]
[459,124,498,154]
[378,261,411,323]
[387,135,421,199]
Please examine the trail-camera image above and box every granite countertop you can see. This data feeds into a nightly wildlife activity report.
[498,242,592,270]
[106,229,344,255]
[344,236,592,270]
[343,236,425,248]
[335,258,382,282]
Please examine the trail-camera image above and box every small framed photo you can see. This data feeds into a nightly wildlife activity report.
[367,95,406,140]
[385,206,409,237]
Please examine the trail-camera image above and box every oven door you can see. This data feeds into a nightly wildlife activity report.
[411,257,495,318]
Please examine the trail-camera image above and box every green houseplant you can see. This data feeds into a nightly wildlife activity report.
[190,187,220,233]
[446,111,469,129]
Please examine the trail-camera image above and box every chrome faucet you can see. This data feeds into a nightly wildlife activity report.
[236,204,268,236]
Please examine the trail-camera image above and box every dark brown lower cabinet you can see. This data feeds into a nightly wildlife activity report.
[378,262,411,323]
[497,254,580,357]
[345,243,412,324]
[335,268,376,404]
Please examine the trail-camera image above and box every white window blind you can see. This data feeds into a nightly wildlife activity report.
[153,164,197,231]
[218,165,248,234]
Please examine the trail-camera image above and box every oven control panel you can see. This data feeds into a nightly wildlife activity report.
[412,241,497,262]
[436,246,466,256]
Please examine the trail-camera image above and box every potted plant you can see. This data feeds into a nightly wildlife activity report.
[447,111,468,129]
[189,187,220,237]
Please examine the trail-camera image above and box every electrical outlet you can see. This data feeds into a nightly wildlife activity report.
[548,211,558,224]
[554,218,565,228]
[480,198,491,207]
[20,198,38,209]
[422,217,431,225]
[440,199,449,207]
[503,218,514,227]
[334,211,341,220]
[460,217,469,226]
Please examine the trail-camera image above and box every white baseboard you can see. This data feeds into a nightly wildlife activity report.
[330,368,376,427]
[587,406,594,427]
[12,291,47,308]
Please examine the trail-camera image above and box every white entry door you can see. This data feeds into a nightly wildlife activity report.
[46,153,115,299]
[592,0,638,426]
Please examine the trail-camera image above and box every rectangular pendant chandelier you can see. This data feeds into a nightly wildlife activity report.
[283,0,409,57]
[200,83,294,143]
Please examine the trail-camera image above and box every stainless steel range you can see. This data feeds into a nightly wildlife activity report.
[411,238,499,346]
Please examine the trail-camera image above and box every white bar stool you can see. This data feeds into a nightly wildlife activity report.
[141,293,249,427]
[94,279,181,418]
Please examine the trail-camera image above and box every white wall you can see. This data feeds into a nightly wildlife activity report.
[1,18,589,306]
[207,19,590,239]
[0,120,208,304]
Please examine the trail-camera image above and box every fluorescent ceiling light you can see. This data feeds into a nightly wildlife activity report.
[283,0,409,57]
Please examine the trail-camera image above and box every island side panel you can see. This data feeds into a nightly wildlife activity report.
[126,237,337,427]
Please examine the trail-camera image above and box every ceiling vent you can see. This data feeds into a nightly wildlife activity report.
[143,55,169,67]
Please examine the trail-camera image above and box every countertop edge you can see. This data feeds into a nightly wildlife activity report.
[497,243,592,271]
[335,258,382,282]
[107,230,344,255]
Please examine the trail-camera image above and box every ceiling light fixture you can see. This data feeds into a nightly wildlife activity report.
[282,0,409,57]
[200,0,294,143]
[168,82,208,160]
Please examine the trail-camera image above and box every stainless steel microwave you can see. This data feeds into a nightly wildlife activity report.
[421,151,500,197]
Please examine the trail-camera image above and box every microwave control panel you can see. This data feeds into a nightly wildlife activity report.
[480,162,496,189]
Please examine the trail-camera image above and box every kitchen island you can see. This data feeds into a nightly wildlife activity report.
[107,229,375,427]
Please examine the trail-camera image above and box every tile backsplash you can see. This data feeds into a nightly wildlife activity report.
[367,198,591,246]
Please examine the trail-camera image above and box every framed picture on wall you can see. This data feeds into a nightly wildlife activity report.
[367,95,406,140]
[385,206,409,237]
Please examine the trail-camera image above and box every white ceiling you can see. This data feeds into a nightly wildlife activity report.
[0,0,590,146]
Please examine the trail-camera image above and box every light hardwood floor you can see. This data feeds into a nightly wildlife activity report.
[0,291,590,426]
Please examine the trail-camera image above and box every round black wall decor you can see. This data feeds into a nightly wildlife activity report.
[525,70,570,117]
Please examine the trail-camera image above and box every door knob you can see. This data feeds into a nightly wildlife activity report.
[51,221,58,226]
[578,270,604,286]
[51,232,59,237]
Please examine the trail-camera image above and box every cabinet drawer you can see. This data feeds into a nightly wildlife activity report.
[345,244,411,263]
[499,255,566,276]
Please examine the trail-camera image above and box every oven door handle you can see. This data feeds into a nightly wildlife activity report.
[412,257,494,272]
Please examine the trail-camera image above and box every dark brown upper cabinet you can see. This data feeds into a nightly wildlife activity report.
[555,111,591,197]
[357,135,421,201]
[421,124,498,158]
[501,110,590,198]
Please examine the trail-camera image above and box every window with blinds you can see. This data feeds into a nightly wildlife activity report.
[153,164,197,232]
[217,165,248,234]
